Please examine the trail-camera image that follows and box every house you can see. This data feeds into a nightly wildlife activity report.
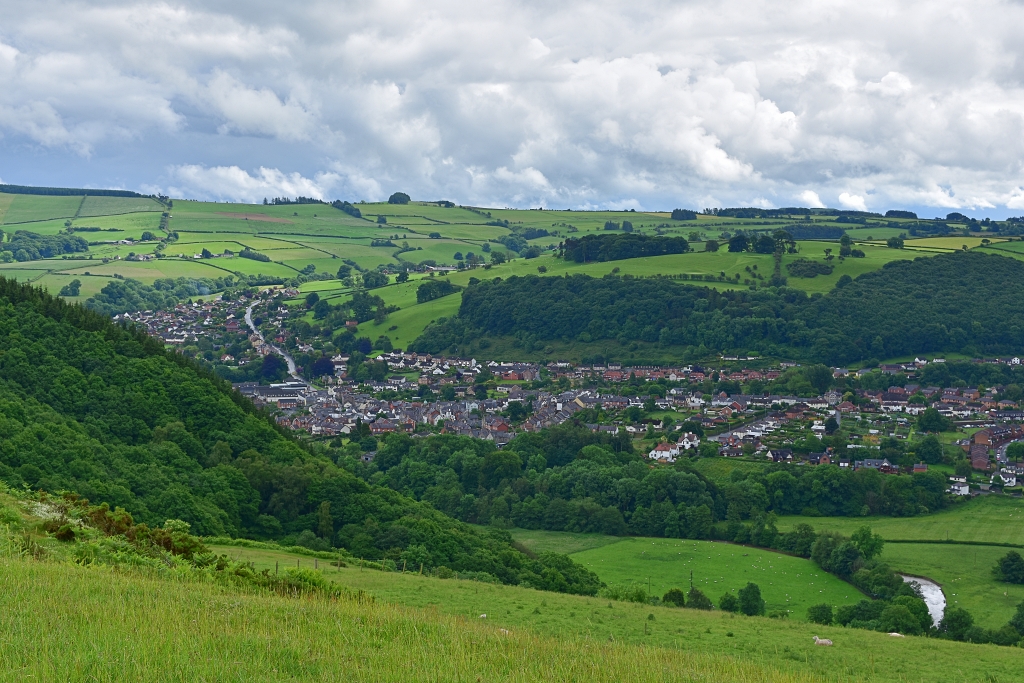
[767,448,793,462]
[837,401,858,414]
[719,446,744,457]
[854,458,898,473]
[994,470,1018,487]
[806,452,831,465]
[913,463,929,474]
[677,432,701,450]
[949,481,970,496]
[648,442,680,462]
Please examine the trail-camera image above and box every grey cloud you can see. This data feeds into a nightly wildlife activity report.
[2,0,1024,213]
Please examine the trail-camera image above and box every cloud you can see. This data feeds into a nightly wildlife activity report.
[0,1,1023,214]
[798,190,825,208]
[838,192,868,212]
[168,165,338,203]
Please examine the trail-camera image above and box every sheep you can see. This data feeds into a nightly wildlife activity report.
[499,628,511,635]
[479,614,487,619]
[813,636,833,646]
[888,632,905,637]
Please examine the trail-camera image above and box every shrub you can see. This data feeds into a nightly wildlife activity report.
[879,604,922,635]
[686,587,713,610]
[939,607,974,641]
[718,592,740,613]
[994,551,1024,584]
[807,603,833,625]
[738,583,765,616]
[662,588,686,607]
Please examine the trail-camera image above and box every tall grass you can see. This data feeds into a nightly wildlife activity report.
[0,557,813,683]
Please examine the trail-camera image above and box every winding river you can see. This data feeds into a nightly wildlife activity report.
[901,575,945,627]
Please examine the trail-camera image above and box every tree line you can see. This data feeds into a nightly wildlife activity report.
[412,252,1024,365]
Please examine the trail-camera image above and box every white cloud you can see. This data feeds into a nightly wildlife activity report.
[0,1,1023,214]
[168,165,337,203]
[838,192,868,212]
[798,190,825,208]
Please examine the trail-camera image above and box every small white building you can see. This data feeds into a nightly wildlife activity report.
[677,432,701,450]
[649,442,680,463]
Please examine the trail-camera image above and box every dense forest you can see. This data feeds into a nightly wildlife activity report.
[560,234,690,262]
[344,426,951,540]
[412,252,1024,365]
[84,275,285,316]
[1,231,89,261]
[0,278,599,594]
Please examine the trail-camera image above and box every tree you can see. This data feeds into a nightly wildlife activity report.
[662,588,686,607]
[879,604,922,635]
[718,592,740,612]
[317,501,333,540]
[807,603,833,625]
[58,279,81,297]
[704,240,719,252]
[621,220,634,232]
[377,215,387,224]
[490,251,506,264]
[803,364,833,394]
[671,209,697,221]
[738,583,765,616]
[824,416,839,435]
[850,526,885,560]
[454,252,463,260]
[305,292,320,309]
[939,607,974,641]
[687,587,713,610]
[728,234,749,252]
[1009,600,1024,635]
[337,264,352,280]
[312,300,331,319]
[753,235,776,254]
[916,435,943,464]
[918,408,951,433]
[1007,442,1024,462]
[388,192,411,205]
[887,235,905,249]
[362,271,389,289]
[429,232,442,239]
[397,271,409,283]
[994,551,1024,584]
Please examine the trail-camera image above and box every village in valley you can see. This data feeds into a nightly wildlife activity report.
[114,287,1024,501]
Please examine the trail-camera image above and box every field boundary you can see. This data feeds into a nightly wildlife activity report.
[886,539,1024,549]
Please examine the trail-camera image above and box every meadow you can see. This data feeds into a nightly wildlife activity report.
[203,541,1024,683]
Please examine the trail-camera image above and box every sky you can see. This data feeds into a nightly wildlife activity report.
[2,0,1024,216]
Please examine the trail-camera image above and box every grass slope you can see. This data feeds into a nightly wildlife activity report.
[0,555,809,683]
[206,541,1024,683]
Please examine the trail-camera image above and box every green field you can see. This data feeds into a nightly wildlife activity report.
[0,193,1013,355]
[4,555,820,683]
[775,496,1024,545]
[1,194,83,224]
[202,541,1024,683]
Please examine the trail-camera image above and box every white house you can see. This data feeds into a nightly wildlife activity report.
[677,432,700,450]
[949,482,970,496]
[649,442,680,462]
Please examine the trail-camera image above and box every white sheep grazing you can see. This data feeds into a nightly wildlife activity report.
[813,636,833,646]
[499,628,511,635]
[479,614,487,619]
[888,632,905,638]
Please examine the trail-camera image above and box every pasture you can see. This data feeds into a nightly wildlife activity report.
[205,541,1024,683]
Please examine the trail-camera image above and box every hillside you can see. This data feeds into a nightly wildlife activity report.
[1,190,1022,355]
[0,277,597,593]
[410,251,1024,364]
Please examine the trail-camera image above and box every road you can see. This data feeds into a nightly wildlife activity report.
[245,302,303,381]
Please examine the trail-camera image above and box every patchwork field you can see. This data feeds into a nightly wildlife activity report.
[0,192,1009,351]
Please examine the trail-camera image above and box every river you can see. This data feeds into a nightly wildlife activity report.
[901,575,945,627]
[244,302,302,381]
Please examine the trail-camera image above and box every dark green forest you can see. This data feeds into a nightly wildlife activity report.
[0,278,599,594]
[412,252,1024,365]
[1,231,89,261]
[560,234,690,262]
[346,426,950,540]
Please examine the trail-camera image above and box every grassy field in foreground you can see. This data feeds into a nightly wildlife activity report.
[0,557,817,683]
[775,495,1024,545]
[205,542,1024,682]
